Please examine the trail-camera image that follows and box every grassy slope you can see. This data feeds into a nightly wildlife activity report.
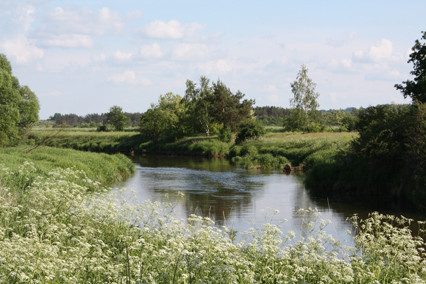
[0,146,135,189]
[229,132,356,169]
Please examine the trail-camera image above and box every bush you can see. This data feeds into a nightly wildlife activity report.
[235,119,266,144]
[218,127,232,143]
[240,144,258,156]
[97,125,109,132]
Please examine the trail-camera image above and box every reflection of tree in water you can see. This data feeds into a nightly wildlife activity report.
[132,155,266,225]
[183,184,254,226]
[133,155,235,173]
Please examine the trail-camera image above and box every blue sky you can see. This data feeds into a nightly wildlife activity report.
[1,0,424,119]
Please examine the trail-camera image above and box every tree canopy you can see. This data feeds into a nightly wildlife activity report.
[395,31,426,102]
[0,54,39,146]
[140,93,185,141]
[289,65,320,132]
[106,106,128,131]
[205,80,254,132]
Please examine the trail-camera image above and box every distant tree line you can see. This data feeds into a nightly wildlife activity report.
[48,112,142,128]
[253,106,291,126]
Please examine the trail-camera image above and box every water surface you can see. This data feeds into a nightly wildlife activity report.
[114,155,424,242]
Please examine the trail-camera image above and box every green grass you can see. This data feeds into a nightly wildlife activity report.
[29,130,231,156]
[229,133,355,169]
[0,146,135,190]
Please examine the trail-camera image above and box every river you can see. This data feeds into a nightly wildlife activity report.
[113,155,424,242]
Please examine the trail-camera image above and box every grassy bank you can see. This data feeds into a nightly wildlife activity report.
[229,132,355,169]
[0,146,135,190]
[1,163,425,283]
[29,129,231,156]
[29,129,355,162]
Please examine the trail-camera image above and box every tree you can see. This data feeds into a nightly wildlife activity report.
[140,93,185,141]
[289,65,320,132]
[183,77,214,136]
[18,85,40,134]
[106,105,128,131]
[395,31,426,102]
[0,54,39,146]
[205,80,254,132]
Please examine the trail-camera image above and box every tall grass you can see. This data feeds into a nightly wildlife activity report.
[0,163,425,283]
[0,146,135,189]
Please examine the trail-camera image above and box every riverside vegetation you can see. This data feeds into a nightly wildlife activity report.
[1,160,426,283]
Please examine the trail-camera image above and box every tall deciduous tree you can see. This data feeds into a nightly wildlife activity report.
[106,105,128,131]
[289,65,320,132]
[395,31,426,102]
[0,54,39,146]
[140,93,185,141]
[184,77,214,136]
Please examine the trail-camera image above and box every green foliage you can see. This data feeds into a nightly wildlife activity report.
[218,127,232,143]
[96,125,109,132]
[253,106,291,126]
[282,109,304,131]
[184,77,215,136]
[235,119,266,144]
[106,105,128,131]
[240,144,258,156]
[322,110,355,132]
[395,31,426,102]
[205,79,255,132]
[0,54,39,146]
[140,93,186,141]
[341,113,358,131]
[290,65,320,133]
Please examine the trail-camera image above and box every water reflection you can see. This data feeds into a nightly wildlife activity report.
[115,155,423,241]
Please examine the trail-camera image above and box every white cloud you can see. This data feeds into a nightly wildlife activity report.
[352,39,402,63]
[113,50,133,61]
[32,6,125,48]
[137,20,205,39]
[16,5,35,31]
[140,43,163,59]
[92,53,106,62]
[37,34,93,48]
[126,10,143,20]
[172,43,209,61]
[199,59,232,74]
[107,70,151,85]
[2,36,44,63]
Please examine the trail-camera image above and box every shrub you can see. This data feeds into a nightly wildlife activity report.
[240,144,258,156]
[218,127,232,143]
[235,119,266,144]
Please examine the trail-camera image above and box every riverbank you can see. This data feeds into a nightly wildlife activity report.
[0,146,135,191]
[29,129,355,161]
[1,163,425,282]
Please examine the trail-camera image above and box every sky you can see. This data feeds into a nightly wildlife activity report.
[0,0,424,119]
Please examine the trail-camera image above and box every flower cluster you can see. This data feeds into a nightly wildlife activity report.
[0,162,425,283]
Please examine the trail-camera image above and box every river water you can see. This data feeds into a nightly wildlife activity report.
[113,155,424,242]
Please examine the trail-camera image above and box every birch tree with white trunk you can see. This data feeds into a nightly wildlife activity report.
[290,65,320,132]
